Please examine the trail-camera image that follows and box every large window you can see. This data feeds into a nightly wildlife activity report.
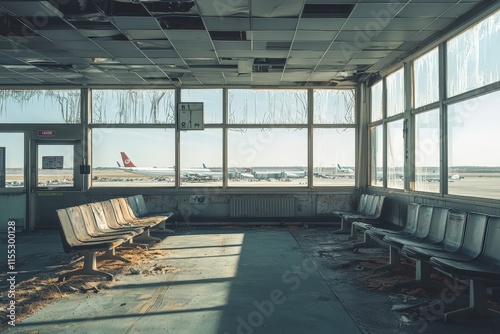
[371,81,383,122]
[228,128,308,187]
[0,133,24,188]
[91,128,175,187]
[181,89,223,124]
[414,47,439,108]
[92,90,175,124]
[414,109,440,192]
[228,90,307,124]
[370,125,383,187]
[387,120,404,189]
[447,11,500,97]
[386,68,405,117]
[448,90,500,199]
[313,129,355,186]
[0,90,80,123]
[313,90,355,124]
[180,129,222,187]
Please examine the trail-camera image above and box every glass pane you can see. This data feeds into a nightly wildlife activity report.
[181,89,223,124]
[415,109,440,192]
[180,129,222,187]
[386,68,405,117]
[370,125,383,186]
[313,89,355,124]
[448,90,500,199]
[92,89,175,124]
[0,133,24,188]
[414,47,439,108]
[371,81,383,122]
[0,90,80,123]
[447,11,500,97]
[313,128,355,187]
[387,120,404,189]
[37,145,74,188]
[92,128,175,187]
[228,90,307,124]
[228,128,307,187]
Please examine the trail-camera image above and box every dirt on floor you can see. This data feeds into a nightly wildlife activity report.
[0,246,173,329]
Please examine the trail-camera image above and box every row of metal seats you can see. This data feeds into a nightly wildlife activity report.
[350,203,500,323]
[56,195,173,282]
[332,194,385,234]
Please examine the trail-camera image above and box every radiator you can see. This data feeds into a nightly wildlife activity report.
[230,196,295,218]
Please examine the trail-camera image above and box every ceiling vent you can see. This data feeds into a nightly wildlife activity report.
[302,4,355,18]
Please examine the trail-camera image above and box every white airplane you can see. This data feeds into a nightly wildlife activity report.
[232,167,255,179]
[282,171,307,178]
[118,152,220,180]
[337,164,354,173]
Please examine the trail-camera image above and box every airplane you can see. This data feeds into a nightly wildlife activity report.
[282,171,307,178]
[232,167,255,180]
[118,152,221,180]
[337,164,354,173]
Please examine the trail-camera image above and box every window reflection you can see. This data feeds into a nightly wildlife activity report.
[0,90,80,123]
[92,90,175,124]
[228,90,307,124]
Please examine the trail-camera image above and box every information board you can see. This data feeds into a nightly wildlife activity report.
[0,147,5,188]
[42,156,64,169]
[177,102,204,130]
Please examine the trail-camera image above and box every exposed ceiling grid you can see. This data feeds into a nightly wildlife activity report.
[0,0,495,87]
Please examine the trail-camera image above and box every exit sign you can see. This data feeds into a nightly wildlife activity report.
[37,130,56,137]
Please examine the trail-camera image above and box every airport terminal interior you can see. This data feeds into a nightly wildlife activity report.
[0,0,499,333]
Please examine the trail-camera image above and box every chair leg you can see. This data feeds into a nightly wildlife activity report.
[58,251,113,282]
[351,232,378,251]
[331,217,352,234]
[444,280,500,323]
[373,246,401,273]
[135,229,161,243]
[394,261,444,290]
[98,249,130,263]
[348,223,359,240]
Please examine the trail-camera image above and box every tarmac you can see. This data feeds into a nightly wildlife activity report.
[1,226,499,333]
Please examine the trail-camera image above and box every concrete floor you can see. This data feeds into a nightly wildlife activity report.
[2,226,499,333]
[3,228,361,334]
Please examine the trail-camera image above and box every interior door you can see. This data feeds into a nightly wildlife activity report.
[30,141,84,229]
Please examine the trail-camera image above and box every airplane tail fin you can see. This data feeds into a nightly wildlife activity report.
[116,161,121,167]
[120,152,136,167]
[337,163,342,169]
[202,163,207,169]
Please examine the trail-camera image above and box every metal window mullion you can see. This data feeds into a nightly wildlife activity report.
[439,43,448,196]
[222,88,228,189]
[382,78,388,188]
[308,89,314,189]
[404,62,413,192]
[81,88,90,191]
[175,87,181,189]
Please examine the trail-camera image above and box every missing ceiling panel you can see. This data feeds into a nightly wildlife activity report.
[302,4,355,18]
[209,31,246,41]
[157,16,205,30]
[253,58,286,73]
[266,42,292,50]
[143,1,196,15]
[95,0,148,16]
